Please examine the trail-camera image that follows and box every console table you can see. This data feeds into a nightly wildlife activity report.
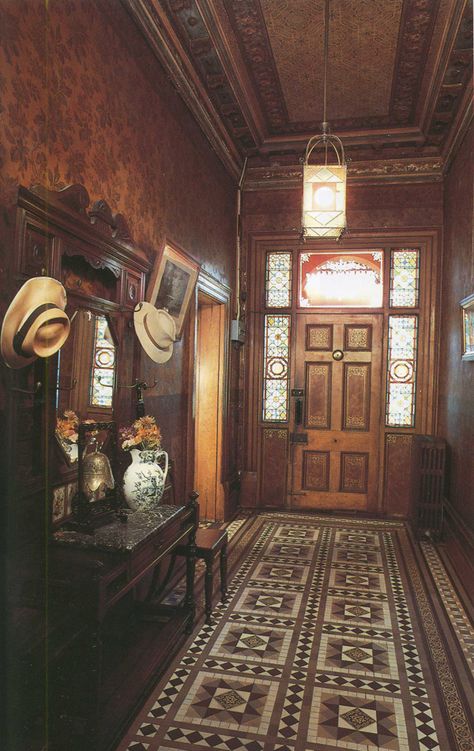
[49,497,198,751]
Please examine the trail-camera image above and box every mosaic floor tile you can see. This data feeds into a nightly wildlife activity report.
[233,586,302,618]
[308,688,407,749]
[210,621,292,665]
[173,672,276,733]
[114,513,473,751]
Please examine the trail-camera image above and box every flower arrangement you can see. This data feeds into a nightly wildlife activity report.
[119,415,162,452]
[56,410,80,444]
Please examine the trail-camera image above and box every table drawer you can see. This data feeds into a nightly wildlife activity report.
[129,517,194,578]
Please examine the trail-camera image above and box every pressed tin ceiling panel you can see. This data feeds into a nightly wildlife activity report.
[260,0,403,122]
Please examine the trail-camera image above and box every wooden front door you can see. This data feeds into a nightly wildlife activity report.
[289,313,383,511]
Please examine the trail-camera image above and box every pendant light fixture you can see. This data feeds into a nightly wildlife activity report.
[302,0,347,240]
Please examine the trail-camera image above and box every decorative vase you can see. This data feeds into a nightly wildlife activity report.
[123,448,169,511]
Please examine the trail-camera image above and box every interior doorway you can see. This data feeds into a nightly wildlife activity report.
[194,290,226,521]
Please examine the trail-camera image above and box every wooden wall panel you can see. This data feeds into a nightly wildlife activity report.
[438,123,474,532]
[383,433,414,518]
[305,362,332,428]
[343,363,371,431]
[260,428,288,507]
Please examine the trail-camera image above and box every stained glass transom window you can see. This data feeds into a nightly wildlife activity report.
[90,315,115,408]
[386,315,418,427]
[263,315,290,422]
[299,251,383,307]
[390,249,420,307]
[265,252,292,307]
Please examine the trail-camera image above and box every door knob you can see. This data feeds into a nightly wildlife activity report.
[332,349,344,360]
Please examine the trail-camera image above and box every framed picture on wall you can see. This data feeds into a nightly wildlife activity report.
[460,293,474,361]
[147,242,200,339]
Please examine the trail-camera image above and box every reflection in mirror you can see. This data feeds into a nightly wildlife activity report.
[55,310,117,465]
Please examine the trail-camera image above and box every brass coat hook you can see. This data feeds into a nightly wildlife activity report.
[10,381,43,396]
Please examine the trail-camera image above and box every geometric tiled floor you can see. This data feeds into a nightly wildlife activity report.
[115,513,474,751]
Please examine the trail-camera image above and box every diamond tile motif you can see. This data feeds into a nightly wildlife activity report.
[112,515,474,751]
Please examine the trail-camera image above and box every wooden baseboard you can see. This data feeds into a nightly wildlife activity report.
[440,500,474,607]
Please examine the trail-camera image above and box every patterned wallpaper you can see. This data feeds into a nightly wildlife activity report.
[0,0,236,282]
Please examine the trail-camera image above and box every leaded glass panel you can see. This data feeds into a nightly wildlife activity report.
[299,251,383,307]
[263,315,290,422]
[90,315,115,408]
[390,249,420,307]
[386,315,418,427]
[265,252,292,307]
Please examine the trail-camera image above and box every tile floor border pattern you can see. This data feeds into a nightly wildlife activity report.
[419,541,474,672]
[118,514,474,751]
[277,526,331,742]
[397,532,474,751]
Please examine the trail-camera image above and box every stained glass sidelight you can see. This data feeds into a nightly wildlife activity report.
[386,315,418,427]
[90,315,116,408]
[390,249,420,307]
[265,252,292,307]
[263,315,290,421]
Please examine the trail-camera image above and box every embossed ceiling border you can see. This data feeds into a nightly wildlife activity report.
[244,157,444,190]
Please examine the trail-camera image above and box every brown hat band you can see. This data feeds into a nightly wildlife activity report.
[13,303,64,357]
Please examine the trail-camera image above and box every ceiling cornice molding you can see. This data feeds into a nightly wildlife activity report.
[195,0,267,147]
[123,0,242,179]
[244,158,444,191]
[442,83,473,172]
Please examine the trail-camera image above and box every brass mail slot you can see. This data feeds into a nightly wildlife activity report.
[290,433,308,444]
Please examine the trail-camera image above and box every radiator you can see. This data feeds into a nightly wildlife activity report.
[412,435,446,541]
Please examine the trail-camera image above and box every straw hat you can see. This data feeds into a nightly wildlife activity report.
[133,303,176,363]
[1,276,70,369]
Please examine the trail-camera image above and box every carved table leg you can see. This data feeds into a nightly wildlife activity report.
[220,542,228,602]
[204,556,214,625]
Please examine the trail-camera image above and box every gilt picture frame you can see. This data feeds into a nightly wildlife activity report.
[147,242,200,339]
[460,293,474,361]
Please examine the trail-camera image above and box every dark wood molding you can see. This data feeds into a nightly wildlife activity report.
[243,157,444,191]
[442,498,474,606]
[21,184,149,275]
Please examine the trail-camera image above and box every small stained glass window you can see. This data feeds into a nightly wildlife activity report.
[390,249,420,307]
[263,315,290,422]
[265,252,292,307]
[90,315,115,408]
[386,315,418,427]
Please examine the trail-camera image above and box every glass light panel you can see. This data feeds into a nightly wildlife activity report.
[390,249,420,307]
[302,164,346,239]
[265,252,292,307]
[90,315,115,408]
[386,315,418,427]
[299,251,383,307]
[263,315,290,422]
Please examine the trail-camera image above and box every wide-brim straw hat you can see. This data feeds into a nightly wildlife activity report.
[133,303,176,363]
[1,276,70,369]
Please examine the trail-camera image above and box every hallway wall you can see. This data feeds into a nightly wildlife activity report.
[438,122,474,592]
[0,0,238,502]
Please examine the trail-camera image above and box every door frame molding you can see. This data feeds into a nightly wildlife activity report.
[242,228,441,516]
[185,269,232,516]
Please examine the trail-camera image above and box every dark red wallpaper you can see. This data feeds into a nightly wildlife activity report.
[438,123,474,531]
[0,0,238,502]
[0,0,235,280]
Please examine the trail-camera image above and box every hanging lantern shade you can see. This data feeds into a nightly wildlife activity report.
[301,0,347,241]
[302,134,347,240]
